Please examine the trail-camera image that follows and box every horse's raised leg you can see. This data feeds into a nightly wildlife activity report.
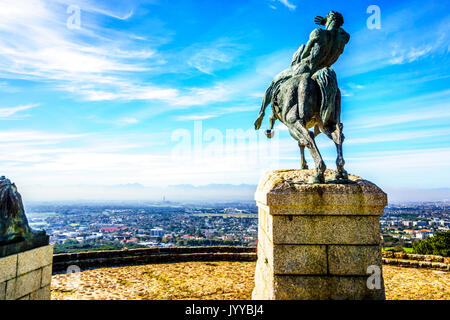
[287,127,308,170]
[299,143,308,169]
[265,112,277,139]
[292,121,326,183]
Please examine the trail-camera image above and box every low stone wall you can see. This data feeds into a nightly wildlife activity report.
[382,252,450,271]
[52,246,450,276]
[0,244,53,300]
[53,246,257,272]
[382,251,450,262]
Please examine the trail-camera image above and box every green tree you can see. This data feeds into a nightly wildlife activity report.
[412,231,450,257]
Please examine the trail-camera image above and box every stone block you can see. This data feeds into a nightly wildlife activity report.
[5,279,16,300]
[258,228,327,274]
[261,214,380,245]
[273,275,330,300]
[30,285,51,300]
[255,169,387,208]
[274,245,327,275]
[41,264,53,287]
[11,269,42,300]
[329,276,385,300]
[273,275,384,300]
[328,245,382,275]
[0,281,5,300]
[0,254,17,283]
[17,244,53,276]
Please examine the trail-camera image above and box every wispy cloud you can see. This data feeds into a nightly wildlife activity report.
[176,115,217,121]
[340,5,449,77]
[276,0,296,11]
[118,117,139,125]
[0,130,85,143]
[175,105,257,121]
[0,0,235,107]
[347,90,450,129]
[389,45,434,65]
[0,104,39,118]
[346,127,450,145]
[186,38,245,75]
[54,0,136,20]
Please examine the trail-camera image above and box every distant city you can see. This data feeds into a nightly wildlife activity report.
[25,200,258,253]
[25,200,449,253]
[380,202,449,249]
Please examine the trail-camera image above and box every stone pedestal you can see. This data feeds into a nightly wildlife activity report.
[0,244,53,300]
[252,169,387,300]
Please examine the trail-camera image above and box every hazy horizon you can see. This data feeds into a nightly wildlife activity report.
[19,182,450,204]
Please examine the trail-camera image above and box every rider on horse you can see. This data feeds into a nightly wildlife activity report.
[255,11,350,134]
[254,11,350,183]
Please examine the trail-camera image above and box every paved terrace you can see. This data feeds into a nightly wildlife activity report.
[50,247,450,300]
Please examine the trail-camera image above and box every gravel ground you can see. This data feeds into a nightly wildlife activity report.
[51,262,450,300]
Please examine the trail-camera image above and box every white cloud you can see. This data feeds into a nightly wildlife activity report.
[0,104,39,118]
[0,130,85,142]
[0,0,238,107]
[340,89,353,97]
[175,105,258,121]
[186,38,244,75]
[0,0,297,111]
[54,0,136,20]
[119,118,139,124]
[345,127,450,145]
[176,115,217,121]
[346,148,450,188]
[389,45,434,65]
[347,90,450,129]
[339,6,449,77]
[276,0,296,10]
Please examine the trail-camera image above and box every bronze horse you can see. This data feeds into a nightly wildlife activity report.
[254,11,349,183]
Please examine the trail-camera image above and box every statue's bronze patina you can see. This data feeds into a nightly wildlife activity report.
[0,176,46,246]
[255,11,350,183]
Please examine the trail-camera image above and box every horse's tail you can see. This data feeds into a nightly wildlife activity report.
[254,82,274,130]
[262,82,274,114]
[315,67,338,127]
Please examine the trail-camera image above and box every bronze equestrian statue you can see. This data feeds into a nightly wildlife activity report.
[254,11,350,183]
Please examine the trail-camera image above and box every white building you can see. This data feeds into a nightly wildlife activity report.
[150,228,165,237]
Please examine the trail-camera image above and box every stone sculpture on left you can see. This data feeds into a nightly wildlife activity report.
[0,176,52,300]
[0,176,48,256]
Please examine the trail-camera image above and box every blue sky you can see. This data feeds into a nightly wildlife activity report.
[0,0,449,200]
